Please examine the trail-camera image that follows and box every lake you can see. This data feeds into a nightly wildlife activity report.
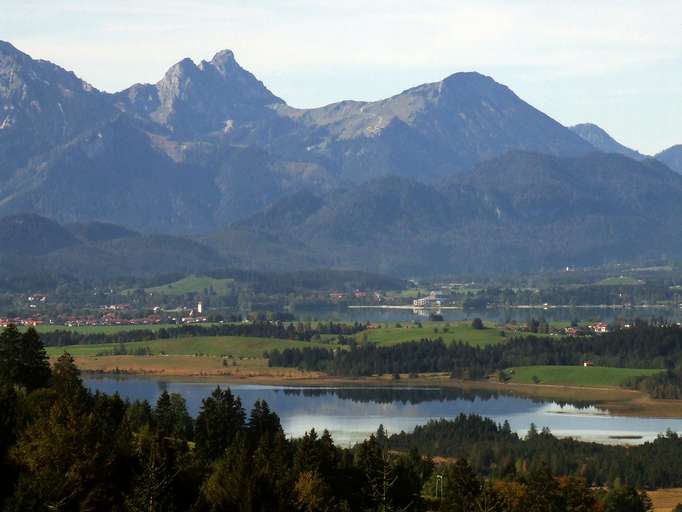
[294,305,682,324]
[84,377,682,446]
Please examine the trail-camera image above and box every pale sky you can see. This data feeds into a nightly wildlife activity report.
[2,0,680,154]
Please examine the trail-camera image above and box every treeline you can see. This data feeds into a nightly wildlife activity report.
[95,343,152,357]
[387,414,682,489]
[40,320,367,347]
[0,325,657,511]
[269,323,682,379]
[625,369,682,399]
[466,283,677,307]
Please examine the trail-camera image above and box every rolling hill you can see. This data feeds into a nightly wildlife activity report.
[230,151,682,274]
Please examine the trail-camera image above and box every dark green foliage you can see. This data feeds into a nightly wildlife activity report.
[0,325,51,391]
[0,384,18,507]
[51,351,88,406]
[8,378,132,510]
[602,486,653,512]
[194,386,246,461]
[471,318,484,330]
[625,369,682,399]
[269,323,682,394]
[154,391,193,440]
[439,458,482,511]
[40,320,367,347]
[0,326,666,510]
[247,398,283,444]
[387,414,682,489]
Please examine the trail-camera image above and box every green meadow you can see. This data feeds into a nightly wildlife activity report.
[507,365,660,387]
[355,322,508,347]
[123,274,235,296]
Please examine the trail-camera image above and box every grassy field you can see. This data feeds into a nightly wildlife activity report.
[507,365,660,387]
[46,336,334,359]
[595,275,645,286]
[67,355,324,379]
[356,322,507,347]
[647,488,682,511]
[136,275,234,296]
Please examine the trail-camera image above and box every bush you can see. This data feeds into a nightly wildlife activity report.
[471,318,484,330]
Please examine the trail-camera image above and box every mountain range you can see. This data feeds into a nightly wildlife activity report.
[1,40,682,277]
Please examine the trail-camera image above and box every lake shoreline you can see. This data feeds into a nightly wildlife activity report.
[78,363,682,420]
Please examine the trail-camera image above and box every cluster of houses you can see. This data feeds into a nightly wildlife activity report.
[0,317,44,327]
[1,302,210,329]
[328,290,381,302]
[562,322,610,336]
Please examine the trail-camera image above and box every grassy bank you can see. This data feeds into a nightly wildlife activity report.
[507,365,661,387]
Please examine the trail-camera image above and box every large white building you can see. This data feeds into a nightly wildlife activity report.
[413,294,444,307]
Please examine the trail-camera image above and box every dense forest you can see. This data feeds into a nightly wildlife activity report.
[463,283,680,308]
[0,324,660,511]
[386,414,682,489]
[268,323,682,383]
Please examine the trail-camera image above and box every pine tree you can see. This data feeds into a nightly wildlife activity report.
[0,325,50,391]
[440,458,483,512]
[247,399,282,443]
[195,386,245,461]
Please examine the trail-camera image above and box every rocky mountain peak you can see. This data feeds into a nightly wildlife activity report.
[208,49,237,73]
[0,40,23,57]
[160,57,199,84]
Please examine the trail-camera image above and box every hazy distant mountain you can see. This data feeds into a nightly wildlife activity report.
[114,49,285,138]
[271,72,593,181]
[569,123,645,160]
[0,41,114,177]
[233,151,682,274]
[4,40,682,275]
[0,213,79,255]
[0,213,227,278]
[656,145,682,174]
[4,150,682,277]
[0,41,593,231]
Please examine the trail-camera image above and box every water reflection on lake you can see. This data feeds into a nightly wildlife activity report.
[293,305,682,324]
[84,377,682,446]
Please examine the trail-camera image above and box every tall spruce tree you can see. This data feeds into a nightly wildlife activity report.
[0,325,50,391]
[195,386,245,461]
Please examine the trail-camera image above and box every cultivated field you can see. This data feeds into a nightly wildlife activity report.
[648,488,682,511]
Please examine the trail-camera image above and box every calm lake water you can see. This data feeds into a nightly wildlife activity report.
[294,305,682,324]
[84,377,682,446]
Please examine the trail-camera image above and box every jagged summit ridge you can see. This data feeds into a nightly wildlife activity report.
[1,41,598,234]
